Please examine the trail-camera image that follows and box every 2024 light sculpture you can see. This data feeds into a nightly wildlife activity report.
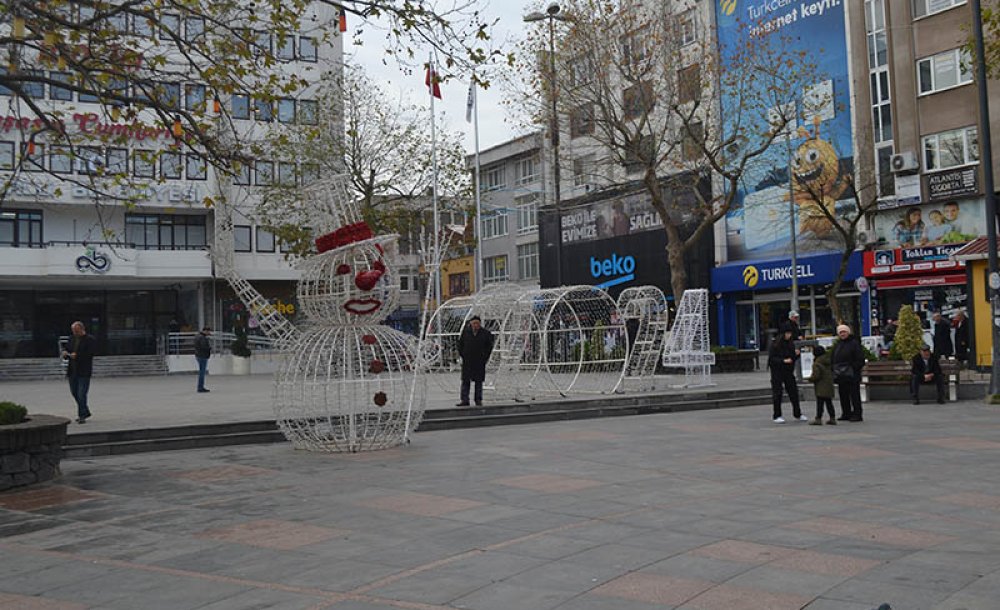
[213,177,426,452]
[661,288,715,388]
[425,284,675,399]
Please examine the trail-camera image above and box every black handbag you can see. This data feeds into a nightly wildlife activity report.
[833,362,854,384]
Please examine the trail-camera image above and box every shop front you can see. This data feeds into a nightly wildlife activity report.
[863,246,967,339]
[713,251,867,351]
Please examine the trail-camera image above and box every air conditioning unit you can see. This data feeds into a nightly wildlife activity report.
[891,151,919,175]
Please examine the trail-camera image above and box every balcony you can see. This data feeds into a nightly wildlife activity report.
[0,242,212,278]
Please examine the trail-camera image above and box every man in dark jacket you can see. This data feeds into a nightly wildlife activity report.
[932,312,953,358]
[832,324,865,422]
[767,324,804,423]
[63,321,97,423]
[911,344,946,404]
[457,316,494,406]
[194,327,213,393]
[953,310,969,366]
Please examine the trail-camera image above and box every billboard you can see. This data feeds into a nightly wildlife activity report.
[716,0,854,261]
[866,198,985,250]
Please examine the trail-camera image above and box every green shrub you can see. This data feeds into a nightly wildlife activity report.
[889,304,922,362]
[0,401,28,425]
[230,321,252,358]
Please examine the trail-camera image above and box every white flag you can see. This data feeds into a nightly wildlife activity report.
[465,80,475,123]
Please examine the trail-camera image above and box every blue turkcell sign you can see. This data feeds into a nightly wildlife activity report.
[590,254,636,289]
[711,251,862,293]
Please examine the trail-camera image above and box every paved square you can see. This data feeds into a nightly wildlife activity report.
[3,397,1000,609]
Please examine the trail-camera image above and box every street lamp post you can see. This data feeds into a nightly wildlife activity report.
[970,0,1000,394]
[525,3,568,287]
[786,133,799,317]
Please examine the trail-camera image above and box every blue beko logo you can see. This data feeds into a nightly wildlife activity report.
[590,254,635,289]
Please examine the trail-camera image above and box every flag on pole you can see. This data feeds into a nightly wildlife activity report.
[465,80,475,123]
[425,63,442,99]
[338,6,347,32]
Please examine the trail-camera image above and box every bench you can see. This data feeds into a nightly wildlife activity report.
[860,360,959,402]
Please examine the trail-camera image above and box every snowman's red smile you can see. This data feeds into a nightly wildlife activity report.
[344,299,382,315]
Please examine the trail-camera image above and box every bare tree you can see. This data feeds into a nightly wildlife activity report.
[0,0,500,207]
[514,0,819,297]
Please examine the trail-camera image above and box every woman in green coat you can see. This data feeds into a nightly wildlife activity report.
[807,346,837,425]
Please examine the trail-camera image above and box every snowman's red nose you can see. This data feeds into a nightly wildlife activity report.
[355,268,384,291]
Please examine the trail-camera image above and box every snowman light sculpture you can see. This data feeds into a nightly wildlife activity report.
[223,179,426,452]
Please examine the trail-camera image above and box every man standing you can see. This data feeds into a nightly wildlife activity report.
[787,311,803,341]
[910,344,946,404]
[63,321,96,424]
[953,310,969,366]
[932,311,953,358]
[457,315,493,407]
[194,326,213,393]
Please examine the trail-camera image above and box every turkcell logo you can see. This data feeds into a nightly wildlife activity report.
[590,254,636,289]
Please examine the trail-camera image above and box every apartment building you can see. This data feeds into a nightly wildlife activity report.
[848,0,1000,363]
[0,5,342,358]
[467,133,544,290]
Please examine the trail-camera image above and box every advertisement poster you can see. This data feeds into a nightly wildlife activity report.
[716,0,854,261]
[867,198,984,249]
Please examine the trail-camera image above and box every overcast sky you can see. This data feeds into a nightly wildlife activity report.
[346,1,535,156]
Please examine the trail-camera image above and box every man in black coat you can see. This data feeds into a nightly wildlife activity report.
[457,316,494,406]
[953,310,969,366]
[910,344,946,404]
[62,321,97,423]
[194,327,213,393]
[932,312,953,358]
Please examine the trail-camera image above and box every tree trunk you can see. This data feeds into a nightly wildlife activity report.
[665,223,687,300]
[825,244,855,327]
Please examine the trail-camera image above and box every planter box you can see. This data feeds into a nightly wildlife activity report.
[712,350,759,373]
[0,414,70,491]
[232,356,252,375]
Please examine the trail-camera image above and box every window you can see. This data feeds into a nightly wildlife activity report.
[913,0,966,19]
[0,210,43,248]
[133,149,155,178]
[0,142,13,170]
[298,100,318,125]
[276,35,295,60]
[865,0,887,69]
[570,104,595,138]
[482,165,505,191]
[22,70,45,98]
[623,81,654,119]
[569,54,594,88]
[870,69,892,143]
[516,194,539,234]
[514,155,539,185]
[254,30,272,55]
[77,146,104,174]
[255,160,274,185]
[682,121,704,162]
[21,143,44,171]
[160,151,183,179]
[160,14,180,40]
[107,78,128,105]
[480,209,508,239]
[156,82,181,110]
[49,71,73,100]
[677,9,698,46]
[233,225,252,252]
[923,126,978,171]
[677,65,701,104]
[106,10,127,32]
[301,163,320,185]
[186,154,207,180]
[299,36,318,61]
[185,84,206,111]
[185,16,205,41]
[133,12,155,37]
[278,161,296,186]
[254,98,273,122]
[256,227,275,252]
[918,49,972,95]
[106,147,127,175]
[623,135,653,174]
[231,94,250,119]
[876,143,895,197]
[78,83,100,103]
[573,154,594,187]
[449,272,471,297]
[483,255,508,284]
[620,27,650,67]
[517,242,539,279]
[233,162,251,185]
[0,69,9,95]
[400,275,410,291]
[126,214,207,250]
[50,146,73,174]
[277,98,296,123]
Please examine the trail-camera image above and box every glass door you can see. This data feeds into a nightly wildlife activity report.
[735,303,758,350]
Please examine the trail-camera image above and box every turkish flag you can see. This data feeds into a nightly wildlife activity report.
[425,65,442,99]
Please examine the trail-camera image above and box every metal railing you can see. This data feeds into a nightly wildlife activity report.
[164,331,278,356]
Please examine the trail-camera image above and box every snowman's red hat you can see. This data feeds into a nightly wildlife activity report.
[315,222,374,253]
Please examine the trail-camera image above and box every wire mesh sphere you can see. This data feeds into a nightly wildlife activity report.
[273,325,425,452]
[297,236,400,325]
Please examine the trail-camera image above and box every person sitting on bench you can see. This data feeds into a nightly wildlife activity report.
[910,344,946,405]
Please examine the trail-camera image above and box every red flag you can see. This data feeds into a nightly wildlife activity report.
[425,65,442,99]
[338,7,347,32]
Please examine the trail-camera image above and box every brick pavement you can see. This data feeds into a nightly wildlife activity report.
[2,397,1000,608]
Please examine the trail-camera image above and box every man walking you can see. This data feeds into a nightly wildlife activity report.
[194,326,213,393]
[457,315,493,407]
[62,321,96,424]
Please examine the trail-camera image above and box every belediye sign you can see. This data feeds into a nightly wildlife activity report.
[926,167,978,201]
